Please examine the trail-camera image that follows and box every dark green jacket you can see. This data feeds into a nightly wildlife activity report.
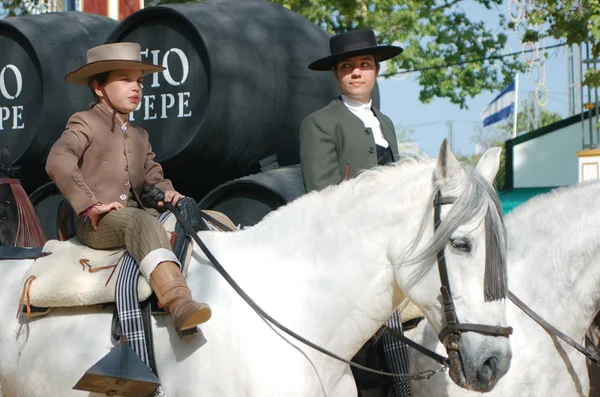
[300,97,399,192]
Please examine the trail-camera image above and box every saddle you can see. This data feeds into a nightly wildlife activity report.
[17,200,238,319]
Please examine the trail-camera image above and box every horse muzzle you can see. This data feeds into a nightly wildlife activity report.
[447,333,512,392]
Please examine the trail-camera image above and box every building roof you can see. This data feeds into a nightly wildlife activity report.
[498,187,556,214]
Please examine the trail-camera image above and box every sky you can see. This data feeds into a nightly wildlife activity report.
[377,0,571,158]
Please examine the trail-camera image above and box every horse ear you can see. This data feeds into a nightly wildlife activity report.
[436,139,461,181]
[475,147,502,183]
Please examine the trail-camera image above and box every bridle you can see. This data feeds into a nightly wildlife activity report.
[150,187,512,380]
[436,191,600,366]
[433,191,513,354]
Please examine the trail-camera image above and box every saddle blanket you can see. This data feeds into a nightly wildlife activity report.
[21,213,180,309]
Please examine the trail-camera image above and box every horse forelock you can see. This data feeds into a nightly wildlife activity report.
[398,164,507,300]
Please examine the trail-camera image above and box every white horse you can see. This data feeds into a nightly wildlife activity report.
[409,180,600,397]
[0,141,511,397]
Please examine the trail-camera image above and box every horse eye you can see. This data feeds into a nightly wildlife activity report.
[0,210,8,220]
[450,238,471,253]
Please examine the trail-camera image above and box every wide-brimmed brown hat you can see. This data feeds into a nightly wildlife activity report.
[309,29,403,71]
[65,42,165,86]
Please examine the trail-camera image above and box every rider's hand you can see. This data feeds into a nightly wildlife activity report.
[88,202,124,231]
[157,190,184,208]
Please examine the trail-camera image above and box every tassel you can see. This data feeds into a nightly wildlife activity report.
[100,87,118,133]
[9,182,46,248]
[111,109,117,133]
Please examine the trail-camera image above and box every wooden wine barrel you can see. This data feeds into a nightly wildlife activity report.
[107,0,380,197]
[0,12,117,193]
[28,181,63,241]
[198,165,305,227]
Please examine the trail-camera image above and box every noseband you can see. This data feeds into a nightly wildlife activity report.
[433,192,513,352]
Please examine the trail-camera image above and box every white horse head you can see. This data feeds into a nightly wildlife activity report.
[385,144,510,391]
[0,141,511,397]
[408,179,600,397]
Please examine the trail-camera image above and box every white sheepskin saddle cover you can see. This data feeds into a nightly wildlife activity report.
[22,213,179,308]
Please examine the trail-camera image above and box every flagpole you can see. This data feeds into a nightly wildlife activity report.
[512,74,519,138]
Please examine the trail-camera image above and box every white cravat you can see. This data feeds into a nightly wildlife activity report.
[341,95,389,148]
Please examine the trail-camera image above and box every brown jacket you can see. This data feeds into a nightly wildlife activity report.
[46,104,173,214]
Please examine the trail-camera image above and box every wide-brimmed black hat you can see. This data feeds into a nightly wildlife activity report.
[309,29,403,71]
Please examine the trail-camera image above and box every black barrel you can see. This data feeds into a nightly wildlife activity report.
[0,12,117,192]
[198,165,305,227]
[107,0,380,198]
[29,181,63,241]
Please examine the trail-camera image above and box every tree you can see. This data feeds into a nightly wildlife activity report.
[272,0,524,109]
[395,124,416,143]
[519,0,600,89]
[1,0,28,18]
[153,0,523,109]
[495,99,563,137]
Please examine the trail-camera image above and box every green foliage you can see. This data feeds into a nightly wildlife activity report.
[395,124,416,143]
[270,0,524,109]
[495,99,563,136]
[521,0,599,90]
[456,141,505,190]
[1,0,28,18]
[155,0,523,108]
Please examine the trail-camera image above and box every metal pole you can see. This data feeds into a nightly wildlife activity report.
[594,37,600,142]
[568,44,576,116]
[586,40,594,147]
[446,120,454,152]
[513,74,519,138]
[581,43,587,148]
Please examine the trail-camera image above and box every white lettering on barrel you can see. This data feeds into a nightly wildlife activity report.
[162,49,189,86]
[0,107,9,130]
[177,92,192,118]
[12,106,24,129]
[160,93,175,119]
[135,48,193,120]
[150,50,161,88]
[144,95,157,120]
[140,47,190,88]
[0,106,24,131]
[129,101,142,122]
[0,65,23,100]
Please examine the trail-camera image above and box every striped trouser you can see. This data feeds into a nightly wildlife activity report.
[74,201,171,266]
[382,310,412,396]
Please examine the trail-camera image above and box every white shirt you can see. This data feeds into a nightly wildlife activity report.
[341,95,389,148]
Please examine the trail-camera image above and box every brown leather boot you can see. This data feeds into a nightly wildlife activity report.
[149,261,212,340]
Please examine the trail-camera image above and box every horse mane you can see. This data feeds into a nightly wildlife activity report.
[506,180,600,259]
[253,152,507,302]
[397,164,507,301]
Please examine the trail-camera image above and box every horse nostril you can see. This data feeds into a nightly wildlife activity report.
[477,356,498,384]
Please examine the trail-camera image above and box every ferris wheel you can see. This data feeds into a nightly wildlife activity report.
[508,0,548,108]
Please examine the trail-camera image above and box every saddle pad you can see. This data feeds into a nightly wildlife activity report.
[21,213,179,308]
[399,298,424,324]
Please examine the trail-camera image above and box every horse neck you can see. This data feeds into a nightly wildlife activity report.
[506,182,600,338]
[195,162,435,358]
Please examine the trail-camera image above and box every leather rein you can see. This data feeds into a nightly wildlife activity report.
[433,193,599,366]
[153,188,511,380]
[508,291,600,365]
